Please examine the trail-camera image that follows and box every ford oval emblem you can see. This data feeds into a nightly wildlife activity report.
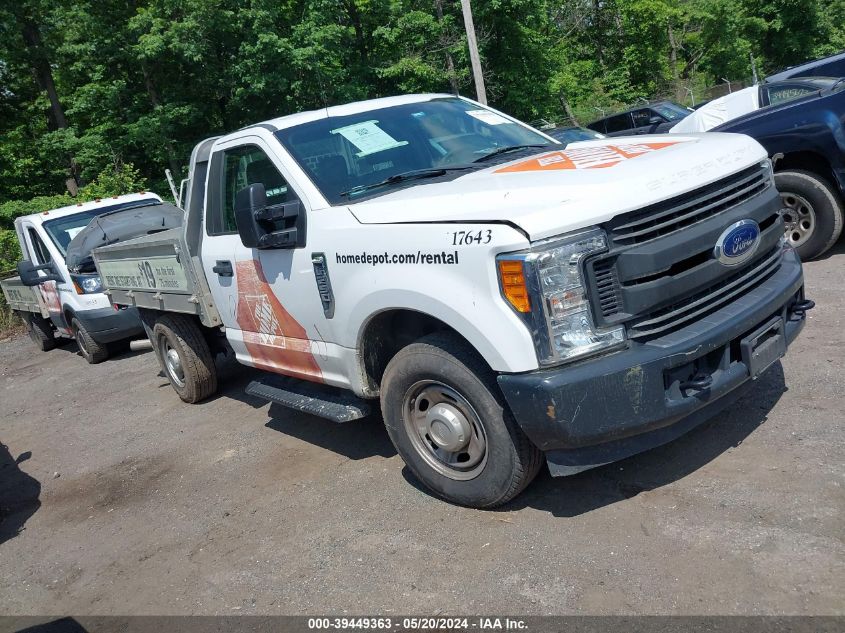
[714,219,761,266]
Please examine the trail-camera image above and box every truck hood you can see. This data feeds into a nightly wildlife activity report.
[348,133,767,241]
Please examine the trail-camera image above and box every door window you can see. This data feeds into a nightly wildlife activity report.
[764,84,817,106]
[209,145,293,235]
[27,228,52,265]
[631,109,653,127]
[605,113,633,133]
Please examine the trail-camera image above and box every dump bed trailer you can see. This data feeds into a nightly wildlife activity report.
[1,274,48,317]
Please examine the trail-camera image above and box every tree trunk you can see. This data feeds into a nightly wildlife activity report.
[345,1,369,67]
[21,20,67,131]
[560,96,581,127]
[141,63,181,177]
[20,17,79,191]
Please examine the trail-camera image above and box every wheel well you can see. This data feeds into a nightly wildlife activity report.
[358,309,478,396]
[774,151,837,188]
[137,308,229,356]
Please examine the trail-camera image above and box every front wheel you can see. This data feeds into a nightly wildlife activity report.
[380,332,543,508]
[72,317,109,364]
[152,314,218,403]
[775,170,844,260]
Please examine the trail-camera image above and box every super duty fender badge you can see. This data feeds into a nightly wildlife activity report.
[714,219,761,266]
[311,253,335,319]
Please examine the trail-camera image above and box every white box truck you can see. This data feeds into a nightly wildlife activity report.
[93,95,812,507]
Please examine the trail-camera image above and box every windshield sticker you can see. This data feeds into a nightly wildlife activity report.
[465,109,510,125]
[495,141,683,172]
[331,120,408,157]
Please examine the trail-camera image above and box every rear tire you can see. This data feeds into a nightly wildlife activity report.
[152,314,218,403]
[23,313,56,352]
[380,332,543,508]
[72,317,109,364]
[775,169,843,260]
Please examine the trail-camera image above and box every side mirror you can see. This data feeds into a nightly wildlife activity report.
[17,260,62,286]
[234,183,267,249]
[234,183,305,250]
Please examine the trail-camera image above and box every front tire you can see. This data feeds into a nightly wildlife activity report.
[775,169,844,260]
[380,332,543,508]
[71,317,109,364]
[152,314,218,403]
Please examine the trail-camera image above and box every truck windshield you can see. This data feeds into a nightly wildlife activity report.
[42,200,162,256]
[652,102,691,121]
[274,97,553,204]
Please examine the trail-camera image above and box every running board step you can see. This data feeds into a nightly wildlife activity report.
[245,375,371,423]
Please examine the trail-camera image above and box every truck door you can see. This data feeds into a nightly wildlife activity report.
[22,224,68,333]
[202,138,328,384]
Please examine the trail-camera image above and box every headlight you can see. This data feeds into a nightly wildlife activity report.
[497,228,625,366]
[762,158,774,187]
[72,274,103,294]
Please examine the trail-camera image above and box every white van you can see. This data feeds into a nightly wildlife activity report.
[1,193,165,362]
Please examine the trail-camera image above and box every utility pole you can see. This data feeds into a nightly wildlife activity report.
[460,0,487,105]
[750,52,760,84]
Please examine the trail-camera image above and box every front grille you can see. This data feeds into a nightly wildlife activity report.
[593,258,621,317]
[608,164,770,246]
[627,245,782,340]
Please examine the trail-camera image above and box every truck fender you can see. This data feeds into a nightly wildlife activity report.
[349,288,538,376]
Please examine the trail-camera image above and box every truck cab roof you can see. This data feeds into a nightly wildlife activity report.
[13,192,163,228]
[228,93,464,140]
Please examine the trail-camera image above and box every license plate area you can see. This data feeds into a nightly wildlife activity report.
[741,316,786,379]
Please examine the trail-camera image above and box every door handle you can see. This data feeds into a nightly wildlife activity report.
[212,260,233,277]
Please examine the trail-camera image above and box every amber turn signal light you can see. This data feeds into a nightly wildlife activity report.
[498,260,531,313]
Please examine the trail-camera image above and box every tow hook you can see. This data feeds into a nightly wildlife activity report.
[680,373,713,392]
[790,299,815,317]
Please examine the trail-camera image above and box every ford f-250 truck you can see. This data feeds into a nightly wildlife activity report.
[93,94,812,507]
[1,194,166,362]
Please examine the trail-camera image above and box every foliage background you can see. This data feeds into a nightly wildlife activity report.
[1,0,841,333]
[2,0,843,207]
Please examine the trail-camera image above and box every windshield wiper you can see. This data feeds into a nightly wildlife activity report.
[339,165,477,198]
[473,144,550,163]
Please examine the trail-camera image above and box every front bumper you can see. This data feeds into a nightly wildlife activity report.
[75,306,144,344]
[497,247,807,476]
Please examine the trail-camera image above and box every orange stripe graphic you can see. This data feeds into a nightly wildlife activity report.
[495,141,682,173]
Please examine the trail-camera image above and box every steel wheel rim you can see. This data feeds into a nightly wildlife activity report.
[402,380,488,481]
[780,192,816,247]
[163,340,186,387]
[74,325,89,355]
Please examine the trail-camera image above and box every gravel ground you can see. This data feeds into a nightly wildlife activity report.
[0,245,842,616]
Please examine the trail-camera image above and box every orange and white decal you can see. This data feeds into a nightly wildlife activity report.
[495,141,683,173]
[38,281,71,333]
[235,259,324,383]
[37,280,61,313]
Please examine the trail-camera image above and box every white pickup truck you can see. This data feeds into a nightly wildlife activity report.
[0,194,164,362]
[93,94,811,507]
